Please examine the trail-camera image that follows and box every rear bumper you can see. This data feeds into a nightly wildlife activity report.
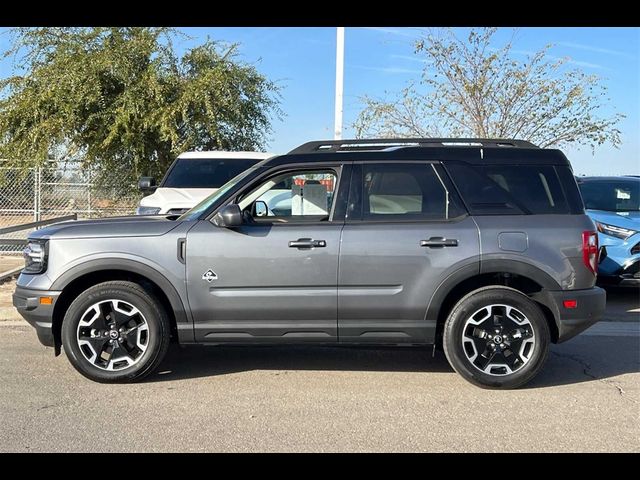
[533,287,607,343]
[12,286,61,348]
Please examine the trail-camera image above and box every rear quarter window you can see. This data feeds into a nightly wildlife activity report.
[445,163,578,215]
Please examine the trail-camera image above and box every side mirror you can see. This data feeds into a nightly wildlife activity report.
[139,177,157,193]
[212,204,243,228]
[252,200,269,218]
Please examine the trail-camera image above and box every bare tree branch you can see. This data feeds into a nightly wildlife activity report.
[354,27,624,152]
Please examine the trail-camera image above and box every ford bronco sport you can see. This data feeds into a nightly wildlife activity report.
[13,138,606,388]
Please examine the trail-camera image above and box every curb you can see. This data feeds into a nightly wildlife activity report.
[0,320,28,326]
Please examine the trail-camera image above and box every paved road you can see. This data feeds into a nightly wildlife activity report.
[600,287,640,322]
[1,317,638,452]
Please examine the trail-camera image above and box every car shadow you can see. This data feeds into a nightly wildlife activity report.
[150,344,453,381]
[600,286,640,322]
[149,333,639,388]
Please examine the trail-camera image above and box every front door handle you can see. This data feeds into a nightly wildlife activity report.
[289,238,327,249]
[420,237,458,248]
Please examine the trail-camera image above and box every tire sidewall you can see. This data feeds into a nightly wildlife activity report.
[444,288,550,389]
[61,284,166,383]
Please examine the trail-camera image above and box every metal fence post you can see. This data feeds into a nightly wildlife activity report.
[32,166,38,222]
[36,165,42,222]
[87,167,92,219]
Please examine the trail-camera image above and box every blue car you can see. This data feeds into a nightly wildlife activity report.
[577,176,640,286]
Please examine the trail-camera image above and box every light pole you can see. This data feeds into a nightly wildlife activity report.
[334,27,345,140]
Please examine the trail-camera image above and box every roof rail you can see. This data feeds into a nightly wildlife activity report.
[288,138,538,154]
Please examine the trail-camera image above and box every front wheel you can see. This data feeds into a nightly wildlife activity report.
[61,281,171,383]
[443,286,550,389]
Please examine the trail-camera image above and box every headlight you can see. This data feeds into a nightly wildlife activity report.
[135,206,161,215]
[595,221,637,240]
[23,240,48,274]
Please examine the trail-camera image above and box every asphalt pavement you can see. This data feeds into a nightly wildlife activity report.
[0,287,638,452]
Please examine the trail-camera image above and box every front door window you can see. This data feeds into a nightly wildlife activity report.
[238,170,337,223]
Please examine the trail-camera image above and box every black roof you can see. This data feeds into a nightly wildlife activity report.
[263,138,570,168]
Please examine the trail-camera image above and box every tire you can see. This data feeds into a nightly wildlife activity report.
[443,286,550,389]
[61,281,170,383]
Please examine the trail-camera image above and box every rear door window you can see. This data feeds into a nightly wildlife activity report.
[348,162,465,221]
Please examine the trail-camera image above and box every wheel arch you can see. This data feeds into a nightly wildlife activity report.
[428,261,561,346]
[51,259,191,355]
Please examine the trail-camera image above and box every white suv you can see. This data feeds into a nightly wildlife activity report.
[136,151,274,215]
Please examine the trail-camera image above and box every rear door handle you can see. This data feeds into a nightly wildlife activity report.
[420,237,458,248]
[289,238,327,249]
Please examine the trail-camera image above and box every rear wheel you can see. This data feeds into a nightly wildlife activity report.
[61,281,170,383]
[443,286,550,389]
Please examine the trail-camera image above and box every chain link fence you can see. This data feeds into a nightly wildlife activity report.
[0,161,142,254]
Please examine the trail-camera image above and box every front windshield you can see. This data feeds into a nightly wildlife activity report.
[579,179,640,212]
[179,165,262,221]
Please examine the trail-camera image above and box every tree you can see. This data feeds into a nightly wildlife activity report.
[0,27,281,189]
[354,28,623,150]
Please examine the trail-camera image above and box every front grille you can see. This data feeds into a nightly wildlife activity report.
[632,242,640,255]
[167,208,189,215]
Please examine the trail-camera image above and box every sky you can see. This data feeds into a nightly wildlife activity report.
[0,27,638,176]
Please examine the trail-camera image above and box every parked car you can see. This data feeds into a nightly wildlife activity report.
[14,138,606,389]
[577,176,640,286]
[136,151,274,216]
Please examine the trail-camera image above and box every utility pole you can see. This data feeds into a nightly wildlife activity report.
[334,27,345,140]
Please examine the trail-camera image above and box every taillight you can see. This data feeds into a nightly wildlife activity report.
[582,231,599,275]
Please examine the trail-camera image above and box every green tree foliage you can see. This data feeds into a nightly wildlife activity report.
[0,27,281,188]
[354,28,623,150]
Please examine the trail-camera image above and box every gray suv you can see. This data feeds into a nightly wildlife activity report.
[13,138,606,388]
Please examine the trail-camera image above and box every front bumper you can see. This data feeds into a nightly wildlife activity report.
[12,286,61,348]
[598,255,640,286]
[597,233,640,286]
[533,287,607,343]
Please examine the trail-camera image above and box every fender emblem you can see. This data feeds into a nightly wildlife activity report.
[202,269,218,283]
